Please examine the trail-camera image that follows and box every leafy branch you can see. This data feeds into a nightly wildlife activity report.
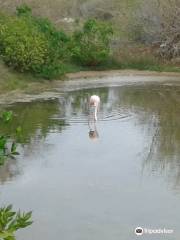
[0,205,33,240]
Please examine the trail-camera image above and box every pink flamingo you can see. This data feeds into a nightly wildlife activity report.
[89,95,100,121]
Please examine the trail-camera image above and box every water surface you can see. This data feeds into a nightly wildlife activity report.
[0,78,180,240]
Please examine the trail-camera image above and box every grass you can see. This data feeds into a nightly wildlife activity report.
[64,45,180,73]
[65,56,180,73]
[117,59,180,72]
[0,56,180,94]
[113,45,180,72]
[0,60,55,94]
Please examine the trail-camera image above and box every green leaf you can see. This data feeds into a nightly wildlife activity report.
[0,205,33,237]
[2,111,13,123]
[24,211,32,221]
[4,236,16,240]
[5,205,13,212]
[0,231,14,238]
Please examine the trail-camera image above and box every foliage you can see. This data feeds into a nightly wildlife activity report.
[31,17,70,78]
[0,205,32,240]
[16,4,32,17]
[0,5,70,79]
[0,111,33,240]
[0,15,48,74]
[0,5,115,79]
[33,17,70,60]
[71,19,113,66]
[0,111,20,166]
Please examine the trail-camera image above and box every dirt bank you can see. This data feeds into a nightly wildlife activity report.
[0,70,180,106]
[66,69,180,79]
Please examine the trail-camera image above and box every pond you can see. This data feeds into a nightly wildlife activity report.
[0,76,180,240]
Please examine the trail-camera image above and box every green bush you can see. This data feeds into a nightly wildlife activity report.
[16,4,32,17]
[31,17,70,78]
[0,15,48,74]
[17,6,71,78]
[71,19,113,66]
[0,6,114,79]
[0,5,70,79]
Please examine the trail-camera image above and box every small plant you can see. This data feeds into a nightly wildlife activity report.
[71,19,113,66]
[0,205,33,240]
[16,4,32,17]
[0,111,20,166]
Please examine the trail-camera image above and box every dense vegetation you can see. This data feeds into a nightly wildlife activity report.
[0,5,113,79]
[0,0,179,86]
[0,5,70,79]
[71,19,113,66]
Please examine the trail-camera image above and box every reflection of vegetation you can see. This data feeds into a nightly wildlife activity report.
[116,84,180,188]
[64,88,109,115]
[0,91,109,182]
[1,85,180,191]
[0,110,21,182]
[0,158,19,184]
[0,99,67,183]
[0,100,65,144]
[0,111,19,166]
[119,85,180,157]
[0,205,32,240]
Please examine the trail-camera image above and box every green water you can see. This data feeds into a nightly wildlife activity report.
[0,79,180,239]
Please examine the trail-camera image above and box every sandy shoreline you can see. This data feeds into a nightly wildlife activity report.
[66,69,180,79]
[0,70,180,106]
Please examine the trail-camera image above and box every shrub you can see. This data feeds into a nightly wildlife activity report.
[71,19,113,66]
[0,8,113,78]
[0,5,70,79]
[0,15,48,74]
[31,17,70,78]
[32,17,70,59]
[16,4,32,17]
